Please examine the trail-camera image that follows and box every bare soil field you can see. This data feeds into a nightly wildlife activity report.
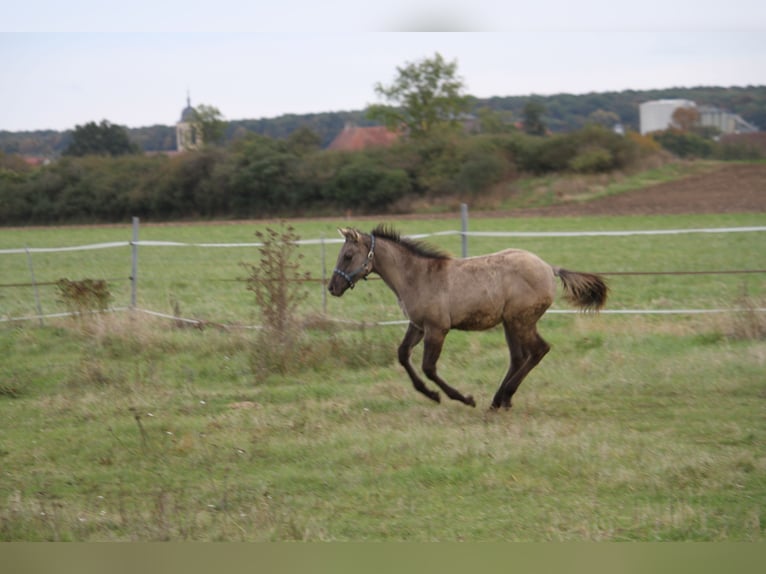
[503,163,766,217]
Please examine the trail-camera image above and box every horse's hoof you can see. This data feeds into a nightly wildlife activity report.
[465,395,476,407]
[430,392,441,403]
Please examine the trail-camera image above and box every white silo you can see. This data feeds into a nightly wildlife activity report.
[639,99,696,134]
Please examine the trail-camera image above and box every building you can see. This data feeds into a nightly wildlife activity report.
[327,123,399,151]
[698,106,758,135]
[639,99,696,135]
[640,99,758,135]
[176,95,201,152]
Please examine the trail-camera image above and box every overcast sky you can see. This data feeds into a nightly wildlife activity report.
[2,1,765,132]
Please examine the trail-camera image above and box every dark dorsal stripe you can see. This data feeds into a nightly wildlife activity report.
[371,224,451,261]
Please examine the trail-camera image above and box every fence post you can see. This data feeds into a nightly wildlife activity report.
[25,246,44,326]
[130,216,139,309]
[460,203,469,258]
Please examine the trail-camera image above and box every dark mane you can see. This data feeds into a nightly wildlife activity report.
[371,224,451,260]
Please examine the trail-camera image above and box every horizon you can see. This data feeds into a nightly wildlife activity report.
[2,83,763,135]
[3,28,766,133]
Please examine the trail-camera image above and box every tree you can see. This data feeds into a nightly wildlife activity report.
[522,101,547,136]
[192,104,227,147]
[286,126,322,155]
[671,107,700,132]
[63,120,140,157]
[587,109,621,129]
[366,52,469,139]
[476,106,517,134]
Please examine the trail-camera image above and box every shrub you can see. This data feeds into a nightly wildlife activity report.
[240,223,309,337]
[240,224,311,378]
[715,141,764,161]
[56,278,112,316]
[569,146,614,173]
[652,129,715,158]
[329,156,411,211]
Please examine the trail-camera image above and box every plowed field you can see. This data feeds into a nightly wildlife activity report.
[505,163,766,217]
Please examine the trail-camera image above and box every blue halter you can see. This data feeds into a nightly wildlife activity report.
[333,234,375,289]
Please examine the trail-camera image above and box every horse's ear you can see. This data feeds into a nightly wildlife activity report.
[338,227,361,243]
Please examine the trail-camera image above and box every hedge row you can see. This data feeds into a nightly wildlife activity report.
[1,127,658,225]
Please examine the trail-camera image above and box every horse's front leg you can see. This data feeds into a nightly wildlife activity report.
[422,327,476,407]
[398,323,440,403]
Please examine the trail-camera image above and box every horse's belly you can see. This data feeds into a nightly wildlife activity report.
[451,308,503,331]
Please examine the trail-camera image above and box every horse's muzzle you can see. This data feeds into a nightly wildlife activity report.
[327,277,348,297]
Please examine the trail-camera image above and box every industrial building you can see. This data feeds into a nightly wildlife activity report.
[639,99,757,135]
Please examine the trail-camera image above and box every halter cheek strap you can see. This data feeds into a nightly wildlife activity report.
[333,234,375,289]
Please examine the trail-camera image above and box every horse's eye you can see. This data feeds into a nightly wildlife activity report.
[344,253,353,261]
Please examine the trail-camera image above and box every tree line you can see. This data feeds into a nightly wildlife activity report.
[3,121,701,225]
[1,51,763,226]
[2,86,764,157]
[1,113,762,225]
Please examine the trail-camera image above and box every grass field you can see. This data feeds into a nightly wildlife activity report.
[1,213,765,540]
[2,212,765,323]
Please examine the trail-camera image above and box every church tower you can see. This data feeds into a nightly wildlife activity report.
[176,94,201,151]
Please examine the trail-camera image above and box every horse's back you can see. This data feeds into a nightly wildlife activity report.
[445,249,556,330]
[459,248,554,289]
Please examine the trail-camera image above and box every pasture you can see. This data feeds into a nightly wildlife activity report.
[1,213,765,540]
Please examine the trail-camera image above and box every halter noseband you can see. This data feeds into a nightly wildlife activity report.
[333,234,375,289]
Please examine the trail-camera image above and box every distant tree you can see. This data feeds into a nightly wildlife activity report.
[588,109,621,129]
[522,101,547,136]
[671,107,700,132]
[476,106,516,134]
[192,104,227,147]
[63,120,140,157]
[286,126,322,155]
[367,52,469,139]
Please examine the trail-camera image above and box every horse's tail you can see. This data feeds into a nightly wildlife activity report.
[554,267,608,311]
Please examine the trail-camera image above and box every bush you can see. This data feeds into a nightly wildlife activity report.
[240,223,309,337]
[240,223,312,379]
[453,136,515,194]
[529,135,578,173]
[569,146,614,173]
[652,129,715,158]
[715,141,764,161]
[0,125,654,225]
[329,156,412,211]
[56,278,112,316]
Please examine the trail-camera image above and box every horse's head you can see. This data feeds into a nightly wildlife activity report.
[328,227,375,297]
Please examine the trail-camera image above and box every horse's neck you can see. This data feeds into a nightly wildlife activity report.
[373,240,423,299]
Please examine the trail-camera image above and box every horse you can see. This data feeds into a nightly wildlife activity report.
[328,225,608,410]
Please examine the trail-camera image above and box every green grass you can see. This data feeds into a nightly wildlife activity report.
[2,212,764,324]
[1,212,765,540]
[0,312,764,541]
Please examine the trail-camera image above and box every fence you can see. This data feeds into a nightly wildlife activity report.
[2,209,766,327]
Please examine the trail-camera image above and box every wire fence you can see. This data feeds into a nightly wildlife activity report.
[2,215,766,327]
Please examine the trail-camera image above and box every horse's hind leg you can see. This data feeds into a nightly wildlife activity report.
[492,322,550,410]
[491,324,527,409]
[398,323,440,403]
[422,327,476,407]
[503,331,549,408]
